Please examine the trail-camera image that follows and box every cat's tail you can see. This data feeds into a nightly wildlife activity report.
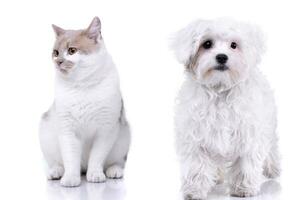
[119,99,129,126]
[104,99,131,179]
[118,99,131,161]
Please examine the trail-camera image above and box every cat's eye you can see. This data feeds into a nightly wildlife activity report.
[231,42,238,49]
[202,40,213,49]
[68,47,77,55]
[53,50,59,57]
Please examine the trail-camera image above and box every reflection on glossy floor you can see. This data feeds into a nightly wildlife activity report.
[45,178,280,200]
[46,178,127,200]
[207,180,281,200]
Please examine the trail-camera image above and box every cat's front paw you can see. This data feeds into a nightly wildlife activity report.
[60,173,81,187]
[47,165,64,180]
[86,170,106,183]
[105,165,124,179]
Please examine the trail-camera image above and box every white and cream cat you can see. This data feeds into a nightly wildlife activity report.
[39,17,130,187]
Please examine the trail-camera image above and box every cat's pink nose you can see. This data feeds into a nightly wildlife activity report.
[56,60,63,66]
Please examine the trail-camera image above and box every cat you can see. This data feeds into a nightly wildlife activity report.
[39,17,130,187]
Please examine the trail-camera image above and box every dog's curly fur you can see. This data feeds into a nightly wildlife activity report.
[171,18,280,199]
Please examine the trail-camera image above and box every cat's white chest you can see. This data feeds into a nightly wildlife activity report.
[56,86,121,133]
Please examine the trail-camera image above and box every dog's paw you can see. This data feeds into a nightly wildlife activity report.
[183,189,208,200]
[230,189,259,197]
[230,183,260,197]
[60,173,81,187]
[105,165,124,179]
[182,174,213,200]
[47,165,64,180]
[86,170,106,183]
[184,194,205,200]
[263,164,281,179]
[230,171,262,197]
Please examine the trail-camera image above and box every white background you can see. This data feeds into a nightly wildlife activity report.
[0,0,299,199]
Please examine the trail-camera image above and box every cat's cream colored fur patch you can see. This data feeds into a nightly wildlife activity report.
[53,30,100,55]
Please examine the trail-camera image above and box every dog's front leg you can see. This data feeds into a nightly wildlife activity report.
[181,149,218,200]
[229,152,265,197]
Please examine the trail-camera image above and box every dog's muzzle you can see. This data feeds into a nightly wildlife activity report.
[214,65,229,71]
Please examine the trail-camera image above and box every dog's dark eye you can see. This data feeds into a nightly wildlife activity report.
[202,40,213,49]
[231,42,237,49]
[53,50,59,57]
[68,47,77,55]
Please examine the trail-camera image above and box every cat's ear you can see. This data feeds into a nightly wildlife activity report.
[52,24,65,37]
[85,16,101,41]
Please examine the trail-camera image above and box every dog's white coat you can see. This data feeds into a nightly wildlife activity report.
[171,19,280,199]
[39,38,130,187]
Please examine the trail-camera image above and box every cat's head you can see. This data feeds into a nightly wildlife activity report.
[52,17,103,77]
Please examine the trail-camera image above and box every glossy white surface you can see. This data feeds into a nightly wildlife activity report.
[46,179,127,200]
[43,179,281,200]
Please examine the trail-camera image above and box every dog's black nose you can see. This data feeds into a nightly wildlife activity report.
[216,54,228,64]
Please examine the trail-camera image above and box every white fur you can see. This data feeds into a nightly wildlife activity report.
[171,18,280,199]
[39,40,130,187]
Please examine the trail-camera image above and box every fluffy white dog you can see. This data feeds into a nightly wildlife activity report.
[171,18,280,199]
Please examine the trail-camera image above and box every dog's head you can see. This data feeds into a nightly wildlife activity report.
[171,18,265,91]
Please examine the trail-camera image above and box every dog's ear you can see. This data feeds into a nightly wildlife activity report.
[245,24,266,65]
[169,20,208,67]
